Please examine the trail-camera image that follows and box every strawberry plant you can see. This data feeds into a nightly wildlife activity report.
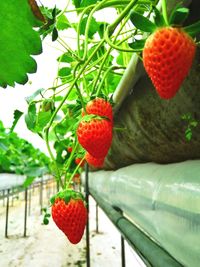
[0,120,50,185]
[1,0,200,244]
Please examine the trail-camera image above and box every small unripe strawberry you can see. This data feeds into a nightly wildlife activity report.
[75,157,85,167]
[67,147,73,153]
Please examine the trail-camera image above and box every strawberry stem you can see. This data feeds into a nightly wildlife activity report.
[65,156,86,189]
[162,0,169,26]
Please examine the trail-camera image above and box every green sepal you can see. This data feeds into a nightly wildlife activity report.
[50,189,84,205]
[130,11,157,33]
[169,6,189,26]
[153,7,165,27]
[81,114,103,122]
[52,27,58,41]
[184,20,200,37]
[128,38,146,51]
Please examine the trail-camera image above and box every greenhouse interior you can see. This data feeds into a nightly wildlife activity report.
[0,0,200,266]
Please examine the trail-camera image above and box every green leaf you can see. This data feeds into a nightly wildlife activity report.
[23,176,35,188]
[98,22,108,39]
[128,38,146,51]
[169,7,189,26]
[130,11,157,33]
[36,110,52,132]
[10,110,23,132]
[80,0,98,7]
[43,217,49,225]
[185,128,192,141]
[153,7,165,27]
[80,16,99,38]
[0,1,42,88]
[58,67,72,77]
[116,53,124,65]
[184,20,200,37]
[25,102,37,131]
[72,0,81,8]
[52,27,58,41]
[56,14,70,30]
[57,52,74,63]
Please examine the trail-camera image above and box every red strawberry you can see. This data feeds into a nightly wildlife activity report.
[84,98,113,123]
[143,27,196,99]
[75,157,85,167]
[77,116,112,158]
[67,147,73,153]
[85,152,104,168]
[51,190,87,244]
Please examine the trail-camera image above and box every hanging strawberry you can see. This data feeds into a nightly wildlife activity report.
[129,4,200,99]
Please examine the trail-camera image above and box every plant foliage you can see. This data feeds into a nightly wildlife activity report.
[0,0,43,88]
[0,120,50,179]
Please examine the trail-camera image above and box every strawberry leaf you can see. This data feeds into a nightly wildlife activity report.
[0,0,42,88]
[153,7,165,27]
[25,102,37,132]
[184,20,200,37]
[130,11,156,33]
[169,7,189,26]
[10,109,23,132]
[128,38,146,51]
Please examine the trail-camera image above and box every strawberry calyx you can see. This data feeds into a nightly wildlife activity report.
[81,114,111,122]
[50,189,84,205]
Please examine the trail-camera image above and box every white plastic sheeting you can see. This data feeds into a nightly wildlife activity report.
[88,160,200,267]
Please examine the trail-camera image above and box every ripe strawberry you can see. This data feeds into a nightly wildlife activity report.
[77,116,112,158]
[85,152,104,168]
[51,190,87,244]
[143,27,196,99]
[85,98,113,123]
[75,157,85,167]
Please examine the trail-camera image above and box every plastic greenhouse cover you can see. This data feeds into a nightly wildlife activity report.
[0,173,49,191]
[87,160,200,267]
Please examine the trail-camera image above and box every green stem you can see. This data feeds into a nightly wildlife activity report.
[83,0,108,60]
[92,1,138,94]
[73,63,86,112]
[64,141,79,185]
[96,66,125,96]
[107,0,139,36]
[162,0,169,25]
[45,129,64,189]
[66,156,86,189]
[44,40,105,177]
[77,6,92,57]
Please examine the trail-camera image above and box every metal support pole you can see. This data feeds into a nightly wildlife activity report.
[40,178,43,214]
[24,188,28,237]
[5,189,10,238]
[96,203,99,233]
[28,186,31,216]
[121,235,126,267]
[3,190,5,206]
[85,164,90,267]
[11,189,14,207]
[114,206,126,267]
